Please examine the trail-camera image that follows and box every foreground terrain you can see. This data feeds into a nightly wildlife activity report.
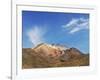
[22,43,89,69]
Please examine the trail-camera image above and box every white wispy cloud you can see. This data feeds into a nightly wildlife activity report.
[62,18,89,34]
[27,26,46,46]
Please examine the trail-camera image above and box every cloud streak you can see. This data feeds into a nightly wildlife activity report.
[62,18,89,34]
[27,26,46,46]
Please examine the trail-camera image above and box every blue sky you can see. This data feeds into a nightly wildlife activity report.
[22,11,89,53]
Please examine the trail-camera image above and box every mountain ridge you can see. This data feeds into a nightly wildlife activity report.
[22,43,89,69]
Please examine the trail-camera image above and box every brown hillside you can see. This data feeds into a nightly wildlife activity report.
[22,44,89,69]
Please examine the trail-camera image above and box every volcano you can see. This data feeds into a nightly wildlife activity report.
[22,43,89,69]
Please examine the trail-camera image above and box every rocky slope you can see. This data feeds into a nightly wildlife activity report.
[22,43,89,69]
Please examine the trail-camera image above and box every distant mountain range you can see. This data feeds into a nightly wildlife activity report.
[22,43,89,69]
